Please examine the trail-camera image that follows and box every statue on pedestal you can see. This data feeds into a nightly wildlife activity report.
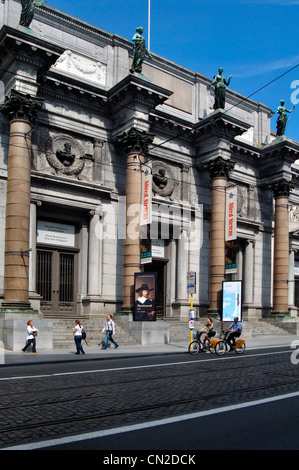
[130,26,152,75]
[19,0,44,29]
[276,99,295,137]
[212,67,233,110]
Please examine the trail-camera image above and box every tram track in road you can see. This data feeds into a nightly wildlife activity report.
[1,379,299,442]
[0,349,293,407]
[0,349,298,448]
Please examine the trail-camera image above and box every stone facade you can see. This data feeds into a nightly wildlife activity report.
[1,1,299,350]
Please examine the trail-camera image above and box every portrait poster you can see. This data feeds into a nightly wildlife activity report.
[222,280,242,322]
[134,272,156,321]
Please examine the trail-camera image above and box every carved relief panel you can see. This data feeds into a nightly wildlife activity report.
[45,134,85,177]
[152,162,178,200]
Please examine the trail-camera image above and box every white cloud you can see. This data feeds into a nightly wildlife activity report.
[242,0,299,4]
[234,54,299,78]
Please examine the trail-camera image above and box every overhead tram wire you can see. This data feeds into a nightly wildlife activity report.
[1,62,299,177]
[224,62,299,116]
[148,62,299,153]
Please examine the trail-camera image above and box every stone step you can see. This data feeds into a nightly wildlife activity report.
[51,317,139,348]
[48,316,296,348]
[168,319,295,342]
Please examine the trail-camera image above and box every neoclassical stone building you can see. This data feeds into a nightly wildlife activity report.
[1,0,299,348]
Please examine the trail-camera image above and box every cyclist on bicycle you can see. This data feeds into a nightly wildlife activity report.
[197,317,216,349]
[224,317,242,350]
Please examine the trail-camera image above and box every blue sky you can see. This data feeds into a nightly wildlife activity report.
[46,0,299,141]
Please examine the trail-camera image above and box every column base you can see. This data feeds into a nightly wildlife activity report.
[115,306,134,316]
[0,302,36,313]
[271,310,291,318]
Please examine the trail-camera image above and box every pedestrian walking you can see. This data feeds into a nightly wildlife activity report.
[101,315,119,350]
[22,320,39,354]
[72,320,85,355]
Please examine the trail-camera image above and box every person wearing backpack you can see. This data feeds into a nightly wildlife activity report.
[101,315,119,350]
[72,320,85,355]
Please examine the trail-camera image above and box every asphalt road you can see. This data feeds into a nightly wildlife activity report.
[45,393,299,451]
[1,346,298,452]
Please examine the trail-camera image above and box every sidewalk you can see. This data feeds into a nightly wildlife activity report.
[1,335,298,366]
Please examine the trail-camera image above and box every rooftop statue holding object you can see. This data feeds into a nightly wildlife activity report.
[130,26,152,75]
[19,0,45,28]
[276,99,295,137]
[212,67,233,110]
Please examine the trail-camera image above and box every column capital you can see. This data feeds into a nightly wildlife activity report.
[269,178,294,198]
[116,127,155,155]
[1,89,44,124]
[204,156,235,179]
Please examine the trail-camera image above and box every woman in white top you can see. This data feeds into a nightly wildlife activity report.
[72,320,85,354]
[22,320,39,353]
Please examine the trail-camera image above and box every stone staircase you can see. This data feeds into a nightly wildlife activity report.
[51,317,139,349]
[168,318,297,343]
[242,318,298,338]
[49,316,297,349]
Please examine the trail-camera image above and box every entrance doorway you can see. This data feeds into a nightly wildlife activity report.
[36,249,78,317]
[144,260,167,318]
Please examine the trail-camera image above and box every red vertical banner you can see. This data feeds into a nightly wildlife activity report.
[225,185,237,241]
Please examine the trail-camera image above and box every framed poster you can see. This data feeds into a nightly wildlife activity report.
[222,280,242,322]
[134,272,156,321]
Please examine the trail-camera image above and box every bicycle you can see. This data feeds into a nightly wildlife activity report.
[220,330,246,354]
[188,332,226,356]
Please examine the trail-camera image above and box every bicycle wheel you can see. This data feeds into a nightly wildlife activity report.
[214,340,226,356]
[234,342,246,354]
[188,341,201,355]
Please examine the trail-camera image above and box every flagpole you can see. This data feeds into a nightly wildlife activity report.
[148,0,151,51]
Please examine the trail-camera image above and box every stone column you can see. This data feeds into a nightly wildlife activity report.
[205,157,235,315]
[288,248,295,308]
[93,138,105,183]
[244,240,254,304]
[116,128,154,311]
[1,90,43,310]
[270,179,293,316]
[29,202,38,294]
[88,212,102,298]
[176,229,188,301]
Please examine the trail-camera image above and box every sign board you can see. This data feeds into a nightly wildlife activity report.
[222,280,242,322]
[37,221,75,247]
[152,239,165,258]
[187,271,196,294]
[189,309,195,330]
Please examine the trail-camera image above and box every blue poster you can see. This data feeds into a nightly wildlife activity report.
[222,281,242,321]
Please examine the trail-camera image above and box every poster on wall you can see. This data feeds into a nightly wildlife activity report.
[134,272,156,321]
[140,224,152,264]
[225,241,237,274]
[222,280,242,322]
